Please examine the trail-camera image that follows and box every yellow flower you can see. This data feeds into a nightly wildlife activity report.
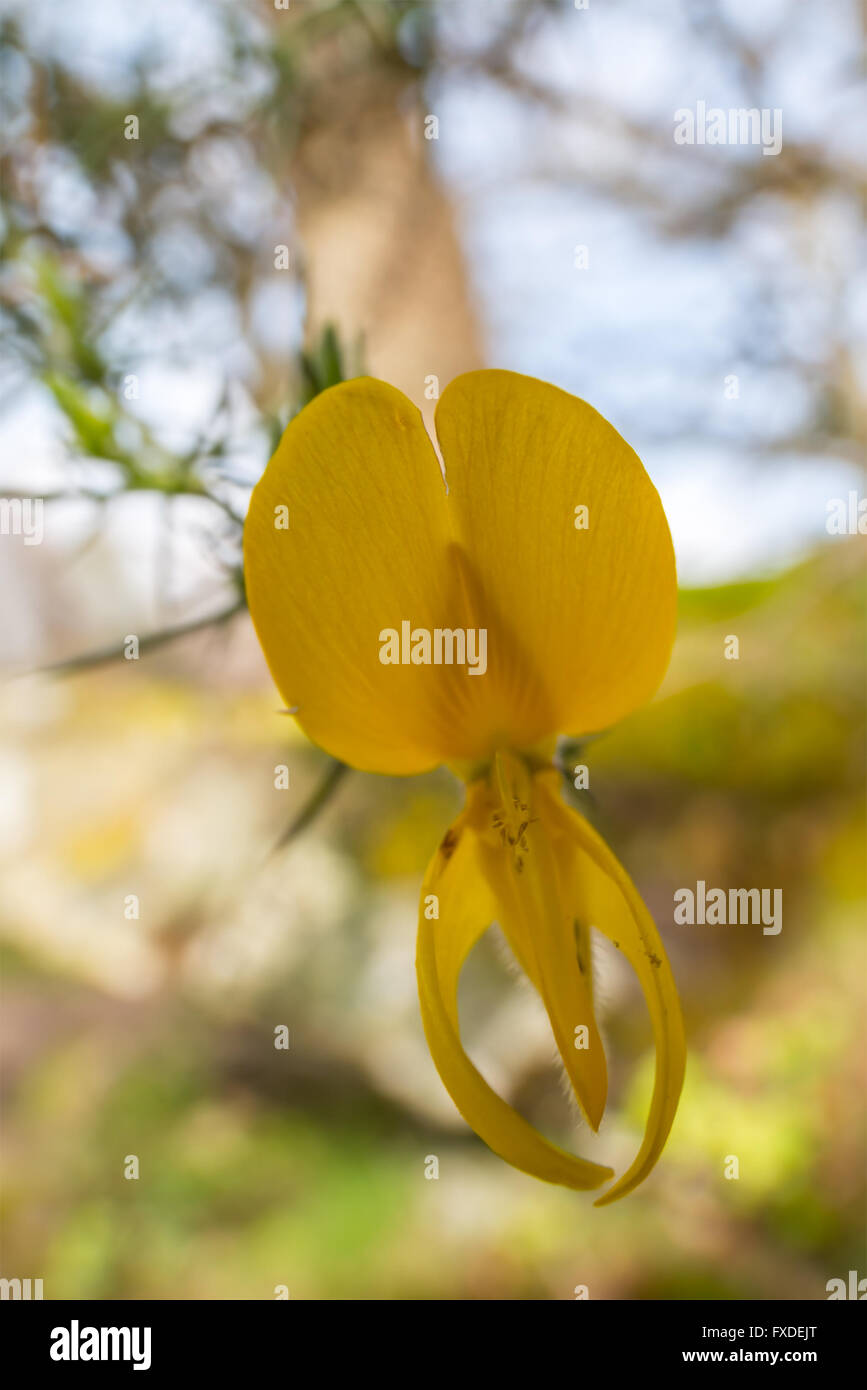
[244,370,685,1203]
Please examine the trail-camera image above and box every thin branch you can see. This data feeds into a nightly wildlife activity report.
[28,597,246,678]
[270,758,350,856]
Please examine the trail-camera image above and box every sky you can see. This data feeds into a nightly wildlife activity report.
[1,0,864,650]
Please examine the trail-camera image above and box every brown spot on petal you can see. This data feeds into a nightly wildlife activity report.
[439,826,461,860]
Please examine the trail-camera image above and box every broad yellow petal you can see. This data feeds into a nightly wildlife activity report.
[245,378,463,774]
[246,371,675,770]
[436,370,677,743]
[417,794,614,1191]
[534,771,686,1204]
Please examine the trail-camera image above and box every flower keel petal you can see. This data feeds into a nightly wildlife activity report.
[417,804,614,1192]
[470,753,609,1131]
[535,773,686,1204]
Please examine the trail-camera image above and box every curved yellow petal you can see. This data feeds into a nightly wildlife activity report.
[469,753,608,1130]
[417,796,614,1192]
[435,370,677,743]
[534,771,686,1204]
[244,378,463,774]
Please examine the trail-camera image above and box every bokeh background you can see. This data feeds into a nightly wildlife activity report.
[1,0,865,1300]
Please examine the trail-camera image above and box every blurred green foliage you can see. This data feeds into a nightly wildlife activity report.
[2,537,863,1298]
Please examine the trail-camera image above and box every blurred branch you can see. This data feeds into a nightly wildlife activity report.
[31,596,246,678]
[270,758,350,856]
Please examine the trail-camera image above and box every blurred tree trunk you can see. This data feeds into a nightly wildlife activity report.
[291,63,483,414]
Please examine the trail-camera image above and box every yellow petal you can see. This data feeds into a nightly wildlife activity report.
[244,378,461,774]
[245,371,675,771]
[436,370,677,743]
[470,752,608,1130]
[417,794,614,1191]
[534,771,686,1204]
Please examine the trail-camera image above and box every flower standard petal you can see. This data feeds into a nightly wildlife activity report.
[435,370,677,745]
[245,377,464,775]
[416,793,614,1193]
